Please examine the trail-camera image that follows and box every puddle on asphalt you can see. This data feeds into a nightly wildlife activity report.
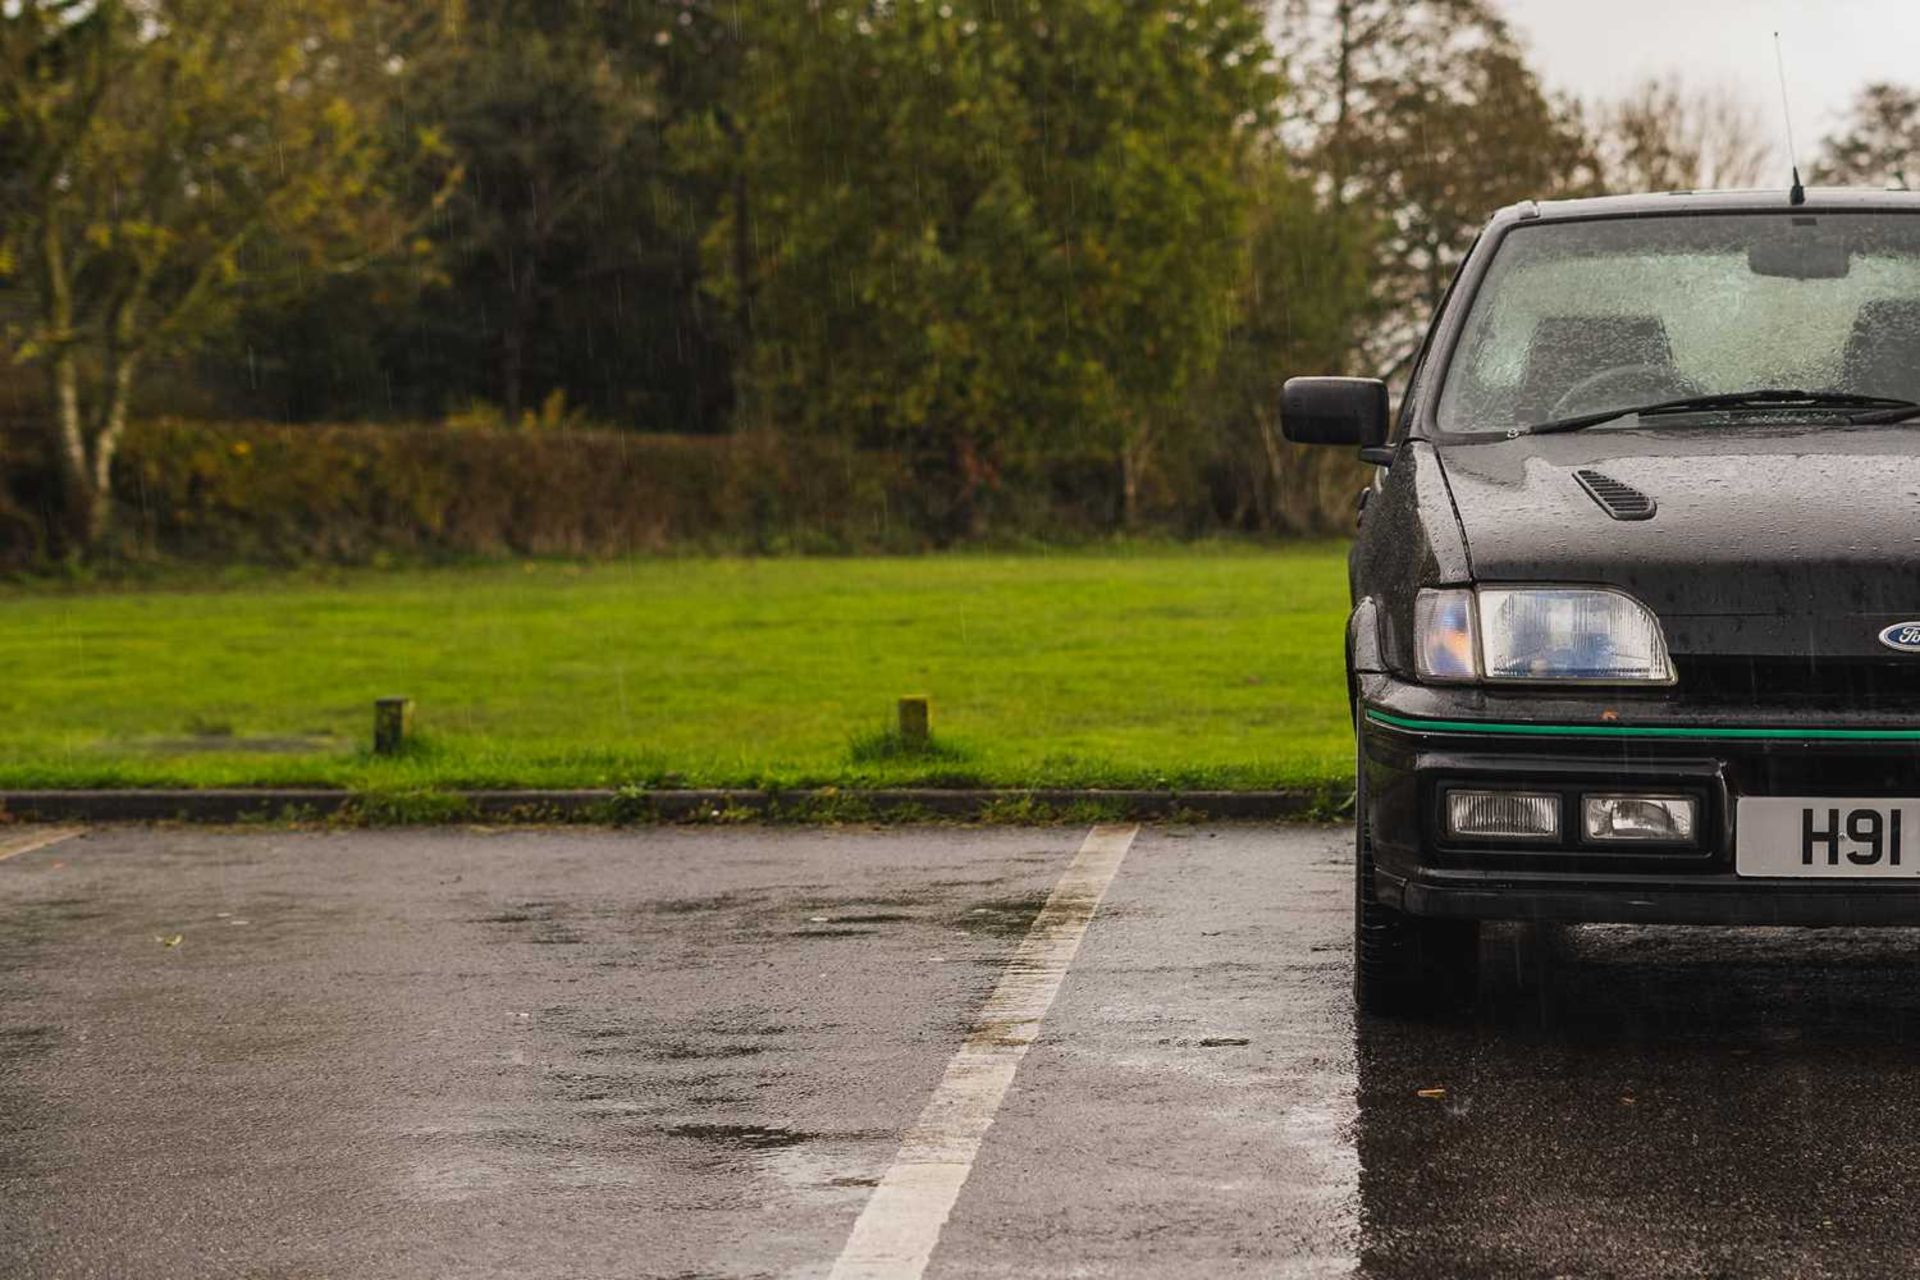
[629,875,1058,962]
[685,1090,752,1108]
[793,890,927,907]
[663,1122,817,1151]
[542,1007,797,1071]
[955,892,1050,937]
[651,1042,767,1061]
[0,1025,60,1063]
[786,900,938,937]
[650,892,760,915]
[759,1144,890,1199]
[15,897,107,924]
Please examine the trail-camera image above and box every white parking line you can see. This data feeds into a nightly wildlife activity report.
[0,826,85,863]
[828,823,1140,1280]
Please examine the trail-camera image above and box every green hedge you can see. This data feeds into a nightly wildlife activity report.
[106,419,912,562]
[0,417,1363,567]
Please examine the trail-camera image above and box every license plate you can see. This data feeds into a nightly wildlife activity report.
[1736,798,1920,877]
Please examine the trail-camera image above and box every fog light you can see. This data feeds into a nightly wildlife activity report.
[1446,790,1559,840]
[1584,795,1696,843]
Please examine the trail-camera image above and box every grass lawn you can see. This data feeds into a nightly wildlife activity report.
[0,546,1355,794]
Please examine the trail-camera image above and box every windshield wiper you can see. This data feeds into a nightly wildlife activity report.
[1847,400,1920,424]
[1525,389,1920,435]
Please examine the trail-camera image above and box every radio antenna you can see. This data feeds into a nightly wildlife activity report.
[1774,30,1806,205]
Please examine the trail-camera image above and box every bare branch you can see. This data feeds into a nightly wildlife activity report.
[1592,75,1772,194]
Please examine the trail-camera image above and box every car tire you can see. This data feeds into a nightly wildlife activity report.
[1353,711,1480,1016]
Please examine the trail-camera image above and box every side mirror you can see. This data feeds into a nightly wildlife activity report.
[1282,376,1390,449]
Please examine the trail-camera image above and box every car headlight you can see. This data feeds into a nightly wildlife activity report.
[1414,586,1674,685]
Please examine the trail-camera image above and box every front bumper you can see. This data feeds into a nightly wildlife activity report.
[1359,674,1920,925]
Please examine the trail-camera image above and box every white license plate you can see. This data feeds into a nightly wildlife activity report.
[1736,798,1920,877]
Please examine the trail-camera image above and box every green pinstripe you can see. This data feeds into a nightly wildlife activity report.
[1364,707,1920,743]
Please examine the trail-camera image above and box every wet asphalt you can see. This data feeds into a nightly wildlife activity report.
[5,824,1920,1278]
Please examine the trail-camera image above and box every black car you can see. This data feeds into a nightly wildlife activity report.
[1285,189,1920,1012]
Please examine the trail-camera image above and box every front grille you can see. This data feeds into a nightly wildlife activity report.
[1674,655,1920,707]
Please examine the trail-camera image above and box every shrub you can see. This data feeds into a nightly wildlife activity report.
[0,415,1362,568]
[106,418,913,563]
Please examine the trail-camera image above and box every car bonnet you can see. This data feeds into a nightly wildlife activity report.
[1434,422,1920,660]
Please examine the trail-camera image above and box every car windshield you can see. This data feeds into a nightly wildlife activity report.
[1436,211,1920,435]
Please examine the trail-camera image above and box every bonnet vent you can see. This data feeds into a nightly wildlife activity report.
[1574,469,1656,521]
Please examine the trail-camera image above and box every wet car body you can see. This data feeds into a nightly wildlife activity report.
[1286,189,1920,1009]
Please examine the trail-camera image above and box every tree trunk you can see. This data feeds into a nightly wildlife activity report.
[502,246,528,423]
[1119,418,1156,529]
[732,148,753,345]
[1331,0,1354,207]
[1256,409,1292,534]
[86,337,141,548]
[41,227,147,554]
[48,350,101,553]
[39,205,104,553]
[716,110,754,352]
[948,434,983,543]
[502,322,525,424]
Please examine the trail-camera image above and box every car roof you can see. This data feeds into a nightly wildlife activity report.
[1492,187,1920,227]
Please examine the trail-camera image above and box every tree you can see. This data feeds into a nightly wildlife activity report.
[0,0,448,552]
[193,0,740,433]
[1813,83,1920,189]
[704,0,1276,535]
[1197,151,1375,533]
[1278,0,1596,373]
[1593,76,1772,193]
[413,1,681,425]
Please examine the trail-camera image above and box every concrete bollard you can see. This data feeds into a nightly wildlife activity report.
[897,695,931,746]
[374,697,415,756]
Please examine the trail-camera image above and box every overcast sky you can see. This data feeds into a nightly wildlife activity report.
[1499,0,1920,171]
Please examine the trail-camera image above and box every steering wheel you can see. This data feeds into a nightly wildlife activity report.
[1547,363,1704,420]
